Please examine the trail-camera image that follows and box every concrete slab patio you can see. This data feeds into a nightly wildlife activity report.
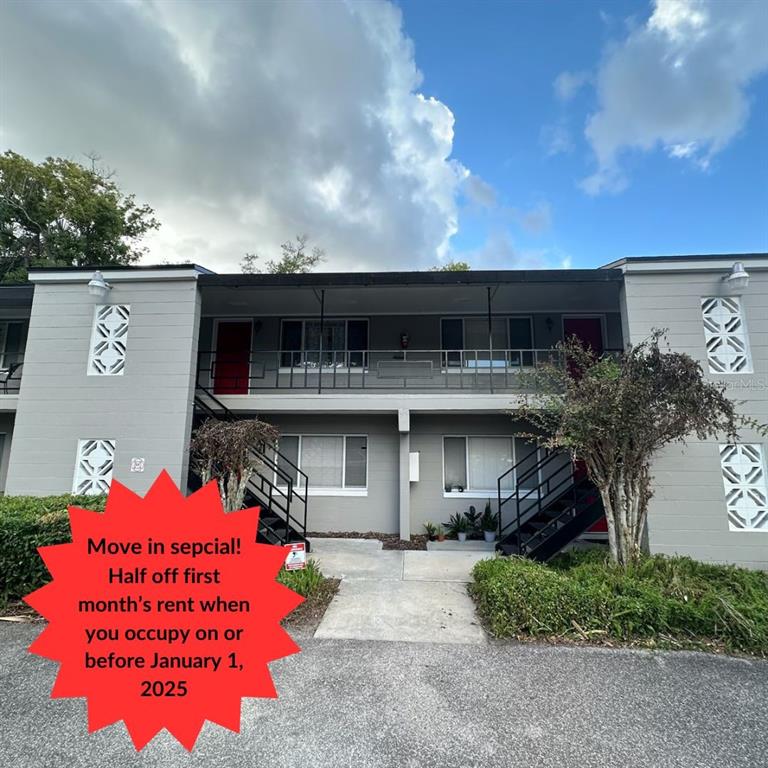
[308,538,490,644]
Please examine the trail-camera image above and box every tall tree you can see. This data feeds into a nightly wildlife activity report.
[0,151,159,283]
[517,331,765,566]
[241,234,325,274]
[430,260,471,271]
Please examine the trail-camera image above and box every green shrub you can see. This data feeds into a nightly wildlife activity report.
[470,551,768,656]
[0,495,106,604]
[277,558,325,597]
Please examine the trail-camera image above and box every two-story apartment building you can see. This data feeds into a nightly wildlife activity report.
[0,254,765,567]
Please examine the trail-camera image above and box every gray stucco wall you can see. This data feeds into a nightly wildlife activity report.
[260,411,550,536]
[261,413,400,533]
[409,414,541,535]
[5,278,201,496]
[621,266,767,569]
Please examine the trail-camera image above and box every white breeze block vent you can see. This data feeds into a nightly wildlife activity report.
[701,297,752,374]
[88,304,130,375]
[720,443,768,532]
[73,439,116,495]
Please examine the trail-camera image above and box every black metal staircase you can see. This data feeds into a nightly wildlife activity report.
[496,447,604,561]
[191,386,310,550]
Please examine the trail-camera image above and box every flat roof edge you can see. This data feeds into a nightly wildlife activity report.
[602,253,768,270]
[198,268,623,288]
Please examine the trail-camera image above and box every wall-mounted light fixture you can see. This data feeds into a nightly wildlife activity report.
[87,270,112,300]
[723,262,749,293]
[545,317,554,333]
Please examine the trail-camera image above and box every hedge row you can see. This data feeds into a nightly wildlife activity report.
[0,495,106,604]
[470,550,768,656]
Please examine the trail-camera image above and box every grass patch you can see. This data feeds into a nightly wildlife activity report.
[277,558,325,596]
[278,559,338,632]
[470,550,768,657]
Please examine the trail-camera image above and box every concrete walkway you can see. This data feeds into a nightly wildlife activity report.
[309,538,490,645]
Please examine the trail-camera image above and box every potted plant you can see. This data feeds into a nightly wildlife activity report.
[436,524,445,542]
[480,500,498,543]
[464,505,481,539]
[444,512,471,542]
[423,521,437,541]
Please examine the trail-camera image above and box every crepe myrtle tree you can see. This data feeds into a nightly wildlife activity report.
[190,418,279,513]
[516,330,765,567]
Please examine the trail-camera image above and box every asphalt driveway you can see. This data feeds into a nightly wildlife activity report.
[1,622,766,768]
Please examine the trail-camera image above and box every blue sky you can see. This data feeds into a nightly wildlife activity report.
[3,0,767,272]
[400,0,768,268]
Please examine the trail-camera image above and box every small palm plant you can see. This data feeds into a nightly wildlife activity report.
[480,500,498,542]
[444,512,471,542]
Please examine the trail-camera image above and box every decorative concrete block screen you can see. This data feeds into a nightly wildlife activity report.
[720,443,767,531]
[73,439,116,495]
[701,297,752,374]
[88,304,131,375]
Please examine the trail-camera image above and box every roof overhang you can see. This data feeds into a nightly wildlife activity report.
[198,268,623,289]
[602,253,768,273]
[27,264,213,284]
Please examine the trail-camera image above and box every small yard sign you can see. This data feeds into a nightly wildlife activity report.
[283,542,307,571]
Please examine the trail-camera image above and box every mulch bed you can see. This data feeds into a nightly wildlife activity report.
[308,531,428,550]
[281,578,340,634]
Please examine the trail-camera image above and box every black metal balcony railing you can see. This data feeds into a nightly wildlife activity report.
[0,354,24,394]
[196,348,571,394]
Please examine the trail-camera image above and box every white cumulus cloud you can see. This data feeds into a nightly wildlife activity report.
[580,0,768,195]
[0,0,469,271]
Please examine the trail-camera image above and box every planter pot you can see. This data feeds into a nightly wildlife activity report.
[483,530,496,543]
[437,535,445,542]
[457,532,468,543]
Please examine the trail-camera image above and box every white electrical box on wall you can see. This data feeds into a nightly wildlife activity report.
[409,451,420,482]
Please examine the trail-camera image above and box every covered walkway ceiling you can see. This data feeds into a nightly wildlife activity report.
[198,270,623,316]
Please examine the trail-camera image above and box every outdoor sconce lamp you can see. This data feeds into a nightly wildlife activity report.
[724,262,749,293]
[87,270,112,300]
[545,317,554,333]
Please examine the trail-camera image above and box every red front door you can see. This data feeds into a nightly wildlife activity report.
[563,317,604,355]
[213,321,252,395]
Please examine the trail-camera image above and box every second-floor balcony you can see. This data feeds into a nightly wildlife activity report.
[197,347,582,394]
[196,268,625,397]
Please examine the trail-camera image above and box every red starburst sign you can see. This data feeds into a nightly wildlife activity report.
[23,471,303,751]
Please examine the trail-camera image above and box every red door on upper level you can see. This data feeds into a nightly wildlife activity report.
[213,321,252,395]
[562,317,604,355]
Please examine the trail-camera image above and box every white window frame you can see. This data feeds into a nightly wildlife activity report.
[278,434,368,497]
[440,315,533,351]
[441,435,541,498]
[279,318,369,351]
